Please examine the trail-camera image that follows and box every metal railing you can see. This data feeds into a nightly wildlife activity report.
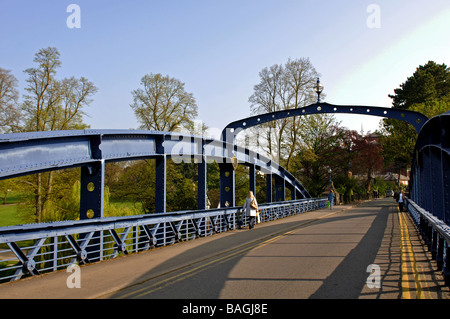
[0,198,327,282]
[406,198,450,285]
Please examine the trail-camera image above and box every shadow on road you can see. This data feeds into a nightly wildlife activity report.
[109,199,398,299]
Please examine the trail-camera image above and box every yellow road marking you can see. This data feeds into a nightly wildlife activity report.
[398,209,425,299]
[115,210,340,299]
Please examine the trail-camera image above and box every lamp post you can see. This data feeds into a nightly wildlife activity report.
[315,78,324,103]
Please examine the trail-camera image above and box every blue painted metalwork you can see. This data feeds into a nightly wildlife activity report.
[409,111,450,224]
[221,102,429,144]
[0,130,310,207]
[0,198,326,282]
[407,111,450,285]
[406,198,450,285]
[0,108,445,285]
[0,129,317,282]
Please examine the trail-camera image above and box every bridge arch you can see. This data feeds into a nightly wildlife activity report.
[0,130,310,220]
[409,111,450,223]
[221,102,429,143]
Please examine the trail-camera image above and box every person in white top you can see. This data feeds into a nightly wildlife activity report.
[244,191,258,230]
[398,190,405,212]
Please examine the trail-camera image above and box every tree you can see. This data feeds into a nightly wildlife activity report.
[0,68,21,132]
[351,133,384,192]
[22,47,97,132]
[410,95,450,118]
[381,61,450,175]
[388,61,450,110]
[20,47,97,223]
[248,58,319,168]
[130,73,198,132]
[289,114,344,197]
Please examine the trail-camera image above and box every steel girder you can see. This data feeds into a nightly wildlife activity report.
[410,111,450,224]
[407,111,450,284]
[0,129,310,215]
[221,102,429,144]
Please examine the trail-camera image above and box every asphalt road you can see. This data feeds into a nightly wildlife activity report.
[106,198,448,299]
[1,198,448,300]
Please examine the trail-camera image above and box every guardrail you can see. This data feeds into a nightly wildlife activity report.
[0,198,327,283]
[406,198,450,285]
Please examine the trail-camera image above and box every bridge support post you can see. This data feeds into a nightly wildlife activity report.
[219,163,235,208]
[79,160,105,261]
[80,161,105,220]
[266,174,272,203]
[444,243,450,286]
[198,156,207,210]
[421,149,432,213]
[249,164,256,195]
[287,184,296,201]
[156,136,166,213]
[274,175,285,202]
[431,148,444,220]
[155,155,167,213]
[443,152,450,225]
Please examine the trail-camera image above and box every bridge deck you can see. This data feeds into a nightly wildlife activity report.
[0,198,448,300]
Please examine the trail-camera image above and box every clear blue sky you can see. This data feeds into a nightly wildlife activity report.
[1,0,449,136]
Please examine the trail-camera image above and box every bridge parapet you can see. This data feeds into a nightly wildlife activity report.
[409,111,450,225]
[406,198,450,285]
[0,198,326,282]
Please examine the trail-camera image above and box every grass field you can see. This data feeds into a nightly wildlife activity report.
[0,200,143,227]
[0,204,23,227]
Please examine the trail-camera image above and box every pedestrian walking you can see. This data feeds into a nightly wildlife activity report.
[328,189,335,210]
[244,191,258,230]
[398,190,405,212]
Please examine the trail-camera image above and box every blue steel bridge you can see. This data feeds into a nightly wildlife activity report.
[0,101,449,299]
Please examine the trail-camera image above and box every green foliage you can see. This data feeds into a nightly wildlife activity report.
[289,114,347,197]
[0,205,22,227]
[381,61,450,172]
[388,61,450,110]
[410,96,450,118]
[106,159,206,214]
[130,73,198,132]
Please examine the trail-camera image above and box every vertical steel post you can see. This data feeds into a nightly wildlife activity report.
[274,175,285,202]
[155,136,166,213]
[444,242,450,286]
[79,160,105,262]
[266,174,273,203]
[443,152,450,225]
[431,148,444,220]
[422,148,432,212]
[219,163,235,208]
[249,164,256,195]
[287,184,296,201]
[80,161,105,220]
[198,155,207,210]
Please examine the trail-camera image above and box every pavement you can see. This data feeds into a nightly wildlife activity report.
[0,198,448,300]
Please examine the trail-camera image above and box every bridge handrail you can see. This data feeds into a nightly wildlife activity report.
[406,198,450,284]
[406,198,450,243]
[0,198,327,282]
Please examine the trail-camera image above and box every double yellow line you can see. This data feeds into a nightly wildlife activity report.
[398,209,429,299]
